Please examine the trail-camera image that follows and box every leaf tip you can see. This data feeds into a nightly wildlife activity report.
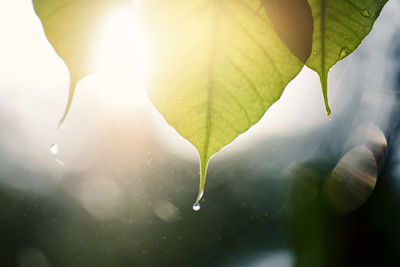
[319,73,331,120]
[323,99,332,121]
[194,156,210,208]
[58,79,78,128]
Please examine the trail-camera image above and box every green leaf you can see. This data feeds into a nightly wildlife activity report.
[306,0,388,117]
[32,0,130,126]
[262,0,313,63]
[142,0,304,206]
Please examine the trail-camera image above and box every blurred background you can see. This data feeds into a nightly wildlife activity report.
[1,0,400,266]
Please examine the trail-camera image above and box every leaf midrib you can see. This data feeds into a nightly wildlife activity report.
[203,0,221,163]
[320,0,326,77]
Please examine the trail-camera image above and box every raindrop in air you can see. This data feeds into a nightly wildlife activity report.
[50,144,59,155]
[192,202,200,211]
[55,159,65,166]
[360,8,370,17]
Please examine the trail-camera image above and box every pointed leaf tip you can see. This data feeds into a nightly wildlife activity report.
[306,0,388,116]
[195,157,209,205]
[33,0,132,127]
[57,80,77,128]
[144,0,305,206]
[320,74,331,119]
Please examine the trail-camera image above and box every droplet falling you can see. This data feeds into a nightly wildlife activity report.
[360,8,370,17]
[50,144,59,155]
[55,159,65,166]
[192,202,200,211]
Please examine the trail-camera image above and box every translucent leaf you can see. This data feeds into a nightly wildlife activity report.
[32,0,131,126]
[142,0,305,205]
[306,0,388,117]
[262,0,313,63]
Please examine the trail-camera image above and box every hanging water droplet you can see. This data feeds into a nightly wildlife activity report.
[338,47,351,60]
[360,8,370,17]
[192,202,200,211]
[50,144,59,155]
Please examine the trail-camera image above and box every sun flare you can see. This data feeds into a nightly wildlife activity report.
[90,5,149,110]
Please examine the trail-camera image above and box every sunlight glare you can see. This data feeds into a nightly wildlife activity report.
[91,6,149,111]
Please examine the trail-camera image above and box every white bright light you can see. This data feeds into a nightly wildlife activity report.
[90,6,150,111]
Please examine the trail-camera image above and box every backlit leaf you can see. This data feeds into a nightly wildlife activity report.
[262,0,313,63]
[306,0,388,117]
[32,0,130,126]
[142,0,305,206]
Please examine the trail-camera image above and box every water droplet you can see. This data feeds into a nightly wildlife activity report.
[360,8,370,17]
[338,47,351,60]
[192,202,200,211]
[178,96,184,100]
[312,51,317,55]
[50,144,58,154]
[55,159,65,166]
